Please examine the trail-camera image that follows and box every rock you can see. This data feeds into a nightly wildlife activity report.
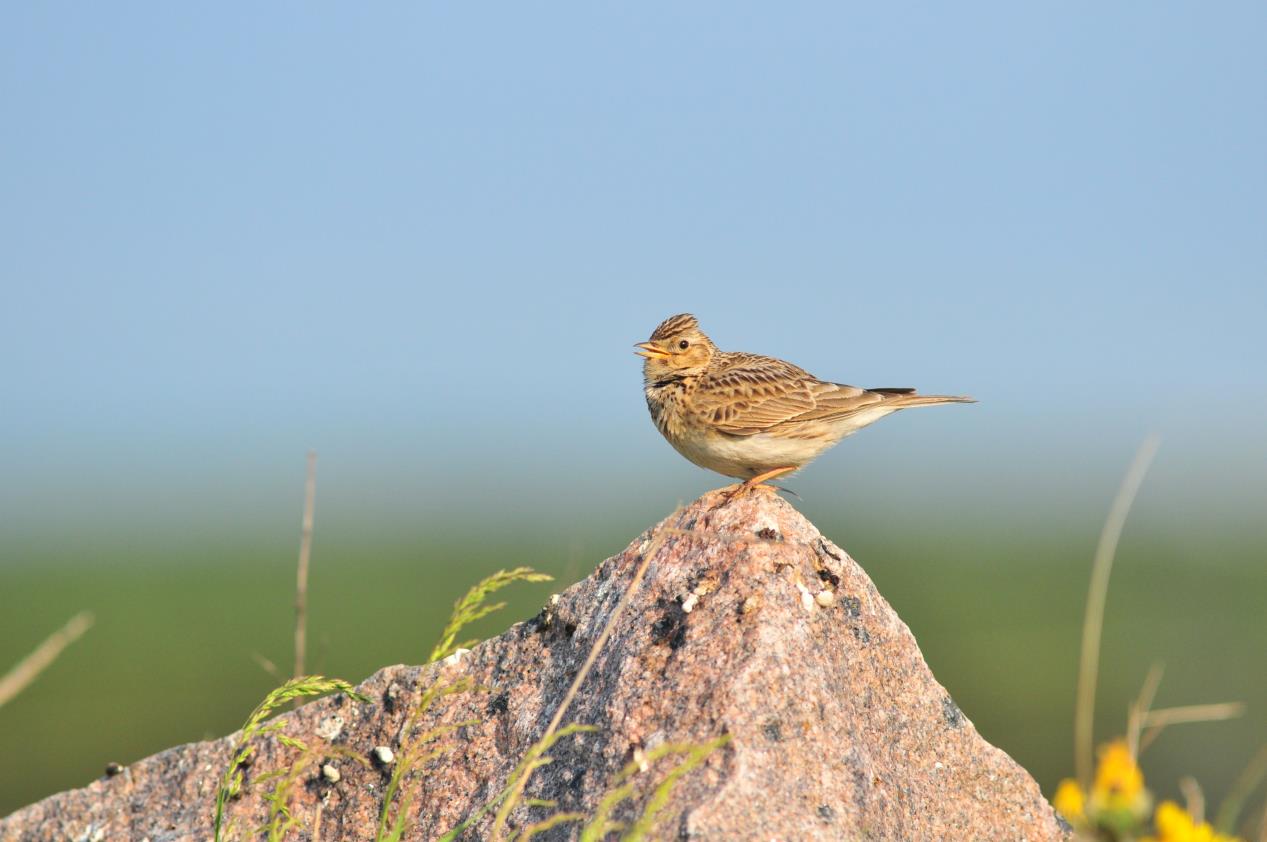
[0,489,1067,841]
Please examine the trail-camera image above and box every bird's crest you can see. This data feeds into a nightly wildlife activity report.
[650,313,699,340]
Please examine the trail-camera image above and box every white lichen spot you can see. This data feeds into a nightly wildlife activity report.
[815,590,835,608]
[372,745,395,765]
[681,593,699,613]
[934,761,944,771]
[741,595,761,615]
[321,763,341,783]
[441,647,471,668]
[632,747,649,774]
[796,582,814,612]
[315,715,345,741]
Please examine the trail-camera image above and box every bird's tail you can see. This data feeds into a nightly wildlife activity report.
[870,388,976,408]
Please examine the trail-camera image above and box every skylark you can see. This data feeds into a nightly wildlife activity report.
[636,313,973,492]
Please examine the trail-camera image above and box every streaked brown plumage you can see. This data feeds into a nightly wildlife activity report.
[635,314,973,487]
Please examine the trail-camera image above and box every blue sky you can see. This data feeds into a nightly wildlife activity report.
[3,3,1266,532]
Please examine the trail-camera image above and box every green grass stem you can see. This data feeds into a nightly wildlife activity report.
[429,567,552,664]
[212,675,367,842]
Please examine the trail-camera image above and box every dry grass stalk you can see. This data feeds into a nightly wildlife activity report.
[1179,775,1205,825]
[1138,703,1246,753]
[1125,664,1243,755]
[1215,742,1267,835]
[1126,662,1165,759]
[252,651,281,678]
[0,610,94,709]
[489,512,680,842]
[1075,435,1161,787]
[294,450,317,681]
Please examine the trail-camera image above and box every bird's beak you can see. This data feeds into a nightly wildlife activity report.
[634,342,670,360]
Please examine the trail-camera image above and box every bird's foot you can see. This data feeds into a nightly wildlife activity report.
[712,467,798,508]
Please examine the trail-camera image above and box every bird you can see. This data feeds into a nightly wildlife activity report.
[635,313,974,494]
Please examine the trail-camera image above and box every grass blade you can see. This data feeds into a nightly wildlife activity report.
[0,611,94,709]
[1074,435,1160,786]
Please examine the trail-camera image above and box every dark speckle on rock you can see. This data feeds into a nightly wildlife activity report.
[1055,813,1074,835]
[487,693,509,715]
[851,626,871,644]
[651,606,687,650]
[677,817,703,840]
[564,621,577,638]
[817,804,836,823]
[816,568,841,588]
[840,595,862,618]
[942,696,964,729]
[762,718,783,742]
[815,538,841,561]
[755,527,780,541]
[104,762,123,778]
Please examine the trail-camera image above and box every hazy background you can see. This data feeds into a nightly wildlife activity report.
[3,2,1266,819]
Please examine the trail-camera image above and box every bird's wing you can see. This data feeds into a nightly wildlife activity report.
[695,354,890,436]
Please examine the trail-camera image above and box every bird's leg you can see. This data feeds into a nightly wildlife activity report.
[745,466,798,488]
[716,466,798,506]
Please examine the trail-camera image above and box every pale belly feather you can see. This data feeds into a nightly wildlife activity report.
[667,408,895,479]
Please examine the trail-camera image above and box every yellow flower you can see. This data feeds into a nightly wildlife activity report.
[1093,740,1145,805]
[1052,778,1085,824]
[1141,800,1242,842]
[1087,739,1151,822]
[1072,738,1152,834]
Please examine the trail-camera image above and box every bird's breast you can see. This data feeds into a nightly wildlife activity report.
[644,378,691,442]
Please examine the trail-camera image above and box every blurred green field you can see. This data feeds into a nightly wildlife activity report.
[2,501,1265,820]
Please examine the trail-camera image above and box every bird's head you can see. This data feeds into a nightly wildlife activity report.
[635,313,716,379]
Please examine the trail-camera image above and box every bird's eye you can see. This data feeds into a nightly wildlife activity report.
[678,340,690,350]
